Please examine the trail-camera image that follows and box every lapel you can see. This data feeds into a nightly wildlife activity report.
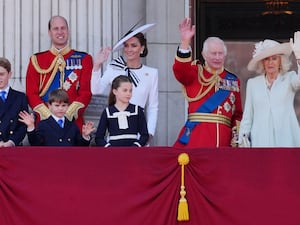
[63,118,72,129]
[0,88,15,118]
[47,116,65,135]
[62,119,75,135]
[47,116,73,137]
[5,88,14,108]
[0,100,5,117]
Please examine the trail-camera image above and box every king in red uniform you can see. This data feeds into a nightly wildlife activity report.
[26,15,92,130]
[173,18,243,148]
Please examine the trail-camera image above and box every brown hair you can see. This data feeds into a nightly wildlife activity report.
[134,32,148,57]
[0,57,11,73]
[48,89,69,104]
[108,75,132,106]
[48,15,69,30]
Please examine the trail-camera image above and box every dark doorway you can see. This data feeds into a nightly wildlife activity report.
[195,1,300,119]
[196,1,300,57]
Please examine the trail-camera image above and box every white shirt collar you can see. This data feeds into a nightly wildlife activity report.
[51,115,65,123]
[0,86,10,93]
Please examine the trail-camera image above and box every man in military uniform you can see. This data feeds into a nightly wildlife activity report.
[173,18,243,148]
[25,15,92,130]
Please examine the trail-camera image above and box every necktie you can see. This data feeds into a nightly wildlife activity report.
[0,91,6,102]
[57,119,64,128]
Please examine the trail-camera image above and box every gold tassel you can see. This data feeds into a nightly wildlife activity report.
[177,153,190,221]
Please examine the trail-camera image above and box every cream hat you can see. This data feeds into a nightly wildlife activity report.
[247,39,292,71]
[112,23,156,52]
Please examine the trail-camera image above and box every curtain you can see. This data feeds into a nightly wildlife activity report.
[1,147,300,225]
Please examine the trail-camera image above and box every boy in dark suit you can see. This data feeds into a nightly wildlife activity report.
[19,89,95,146]
[0,57,28,147]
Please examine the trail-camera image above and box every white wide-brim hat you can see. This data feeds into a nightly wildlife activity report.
[247,39,292,71]
[112,23,156,52]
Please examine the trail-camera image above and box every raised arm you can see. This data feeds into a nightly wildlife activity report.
[92,47,112,72]
[91,47,112,95]
[178,18,196,50]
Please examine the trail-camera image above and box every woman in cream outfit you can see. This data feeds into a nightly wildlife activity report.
[239,32,300,147]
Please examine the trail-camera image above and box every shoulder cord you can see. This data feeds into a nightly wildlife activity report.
[181,64,219,102]
[31,54,66,97]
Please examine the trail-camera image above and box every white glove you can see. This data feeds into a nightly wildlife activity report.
[290,31,300,59]
[238,134,251,148]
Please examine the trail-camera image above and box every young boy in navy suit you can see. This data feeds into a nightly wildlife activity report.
[19,89,95,146]
[0,57,28,147]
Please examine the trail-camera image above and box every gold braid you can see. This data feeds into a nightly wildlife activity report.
[31,45,70,97]
[31,54,66,97]
[181,64,219,102]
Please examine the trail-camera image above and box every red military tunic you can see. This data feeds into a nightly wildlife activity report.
[173,51,243,148]
[26,45,93,130]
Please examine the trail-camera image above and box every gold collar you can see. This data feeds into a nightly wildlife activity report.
[204,64,224,75]
[50,45,71,56]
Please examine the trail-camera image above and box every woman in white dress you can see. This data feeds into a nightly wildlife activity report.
[91,24,158,144]
[239,32,300,147]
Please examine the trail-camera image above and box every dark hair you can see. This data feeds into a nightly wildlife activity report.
[134,32,148,57]
[48,89,69,104]
[0,57,11,73]
[48,15,69,30]
[108,75,132,106]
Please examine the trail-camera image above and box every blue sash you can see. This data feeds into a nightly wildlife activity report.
[179,72,236,145]
[41,51,86,102]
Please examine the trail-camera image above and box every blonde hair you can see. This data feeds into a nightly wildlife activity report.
[255,54,291,74]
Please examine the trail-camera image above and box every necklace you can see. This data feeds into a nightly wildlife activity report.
[265,74,277,90]
[129,64,142,69]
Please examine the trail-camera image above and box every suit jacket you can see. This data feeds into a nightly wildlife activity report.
[0,88,28,145]
[27,116,90,146]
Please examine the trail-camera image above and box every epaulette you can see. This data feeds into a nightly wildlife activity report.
[73,50,88,55]
[34,50,49,56]
[225,69,239,79]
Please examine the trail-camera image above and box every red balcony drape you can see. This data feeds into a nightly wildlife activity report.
[1,147,300,225]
